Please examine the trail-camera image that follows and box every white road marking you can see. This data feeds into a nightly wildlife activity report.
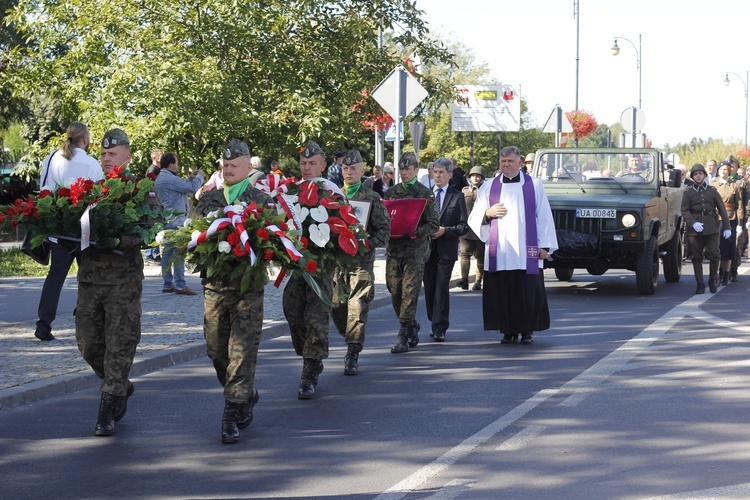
[495,425,547,451]
[376,274,750,498]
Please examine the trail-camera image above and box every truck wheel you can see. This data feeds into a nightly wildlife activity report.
[636,235,659,294]
[554,267,574,281]
[662,228,682,283]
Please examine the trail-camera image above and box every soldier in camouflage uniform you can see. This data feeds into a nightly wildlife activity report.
[76,129,141,437]
[194,139,275,444]
[385,152,439,353]
[282,140,338,399]
[331,149,390,375]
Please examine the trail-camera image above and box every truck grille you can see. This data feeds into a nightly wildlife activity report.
[553,210,602,234]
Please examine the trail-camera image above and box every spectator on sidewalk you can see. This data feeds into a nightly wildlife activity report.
[145,149,163,264]
[195,158,225,200]
[153,152,204,296]
[327,150,344,187]
[34,121,103,341]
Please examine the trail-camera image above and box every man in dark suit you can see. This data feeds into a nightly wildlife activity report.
[423,157,469,341]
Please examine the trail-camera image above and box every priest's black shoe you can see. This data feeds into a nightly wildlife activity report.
[500,334,518,344]
[433,331,445,342]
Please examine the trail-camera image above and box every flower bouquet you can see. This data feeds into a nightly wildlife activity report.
[0,166,173,251]
[161,199,322,296]
[255,174,370,274]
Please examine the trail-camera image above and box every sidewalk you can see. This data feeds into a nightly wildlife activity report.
[0,249,469,410]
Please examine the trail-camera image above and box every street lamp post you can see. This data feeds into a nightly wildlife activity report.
[611,34,642,111]
[724,70,749,148]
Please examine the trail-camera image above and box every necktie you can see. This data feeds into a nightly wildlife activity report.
[435,187,442,212]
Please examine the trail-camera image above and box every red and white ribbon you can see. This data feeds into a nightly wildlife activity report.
[187,206,257,266]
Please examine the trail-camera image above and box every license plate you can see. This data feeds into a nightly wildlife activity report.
[576,208,616,218]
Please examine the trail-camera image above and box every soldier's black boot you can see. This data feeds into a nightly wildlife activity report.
[731,268,739,282]
[114,381,134,422]
[344,344,362,376]
[694,264,705,294]
[390,323,409,353]
[298,358,323,399]
[721,269,730,286]
[407,320,420,348]
[95,392,119,436]
[236,389,260,429]
[221,400,242,444]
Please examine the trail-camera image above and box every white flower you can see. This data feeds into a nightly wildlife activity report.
[207,210,220,219]
[155,231,165,244]
[191,230,202,240]
[183,218,192,228]
[228,204,245,213]
[218,241,232,253]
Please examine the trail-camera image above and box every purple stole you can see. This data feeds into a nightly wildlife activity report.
[488,173,539,274]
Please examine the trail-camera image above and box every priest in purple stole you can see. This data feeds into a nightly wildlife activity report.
[467,146,558,345]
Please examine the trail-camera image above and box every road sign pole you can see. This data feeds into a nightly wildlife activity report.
[393,67,405,184]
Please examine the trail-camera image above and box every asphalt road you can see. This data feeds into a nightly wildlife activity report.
[2,266,750,499]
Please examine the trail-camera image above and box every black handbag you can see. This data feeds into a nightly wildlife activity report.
[21,231,51,265]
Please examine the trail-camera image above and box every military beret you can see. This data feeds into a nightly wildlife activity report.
[223,139,250,160]
[343,149,363,166]
[334,150,344,158]
[398,152,418,169]
[101,128,130,149]
[301,140,325,158]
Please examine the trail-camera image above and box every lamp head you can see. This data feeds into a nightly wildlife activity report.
[611,39,620,56]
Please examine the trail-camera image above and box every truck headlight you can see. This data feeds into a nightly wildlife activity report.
[622,214,636,227]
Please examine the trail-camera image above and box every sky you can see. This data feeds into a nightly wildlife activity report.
[418,0,750,148]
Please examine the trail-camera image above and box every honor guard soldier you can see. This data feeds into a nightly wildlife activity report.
[331,149,391,374]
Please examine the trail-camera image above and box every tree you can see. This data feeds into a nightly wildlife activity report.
[5,1,456,176]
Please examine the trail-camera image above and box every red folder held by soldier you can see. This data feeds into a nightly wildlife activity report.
[383,198,427,239]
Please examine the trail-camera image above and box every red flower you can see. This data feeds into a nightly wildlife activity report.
[565,110,598,140]
[319,197,340,210]
[299,182,319,206]
[305,260,318,273]
[339,204,358,225]
[232,244,249,258]
[278,221,288,231]
[300,236,309,249]
[263,248,274,260]
[38,189,52,198]
[256,228,269,241]
[57,187,70,198]
[226,232,240,246]
[327,216,348,234]
[147,173,157,181]
[106,166,124,179]
[338,229,358,256]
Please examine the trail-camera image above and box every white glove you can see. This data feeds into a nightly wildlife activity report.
[738,225,744,237]
[723,229,732,239]
[746,220,750,229]
[692,222,704,232]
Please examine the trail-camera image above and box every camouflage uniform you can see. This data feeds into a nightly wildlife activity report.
[384,176,439,325]
[194,185,274,404]
[331,184,391,346]
[283,268,334,359]
[76,238,143,397]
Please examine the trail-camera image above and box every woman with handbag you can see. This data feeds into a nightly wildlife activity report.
[34,121,103,341]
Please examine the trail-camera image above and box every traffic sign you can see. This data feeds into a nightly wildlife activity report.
[620,107,646,132]
[371,65,428,121]
[384,122,404,142]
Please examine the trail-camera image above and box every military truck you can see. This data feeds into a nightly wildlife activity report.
[530,148,684,294]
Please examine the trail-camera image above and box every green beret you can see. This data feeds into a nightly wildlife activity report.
[101,128,130,149]
[343,149,363,166]
[398,152,418,169]
[224,139,250,160]
[301,140,324,158]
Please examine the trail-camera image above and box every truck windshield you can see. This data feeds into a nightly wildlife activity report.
[531,152,657,186]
